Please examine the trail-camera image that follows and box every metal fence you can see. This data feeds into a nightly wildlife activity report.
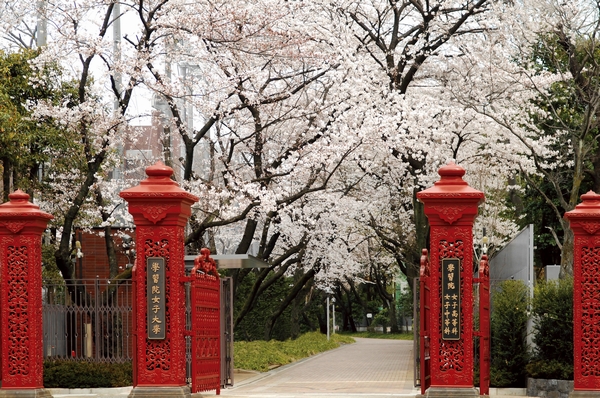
[42,277,234,388]
[43,279,134,363]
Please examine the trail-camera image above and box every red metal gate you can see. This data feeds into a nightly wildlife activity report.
[477,254,490,395]
[419,249,431,395]
[190,249,221,394]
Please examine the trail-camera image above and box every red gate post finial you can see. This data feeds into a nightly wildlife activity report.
[0,190,53,397]
[416,162,484,398]
[120,162,199,398]
[192,247,218,277]
[564,191,600,397]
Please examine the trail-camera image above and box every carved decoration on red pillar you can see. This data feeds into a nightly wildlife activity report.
[0,190,53,395]
[7,245,31,377]
[580,245,600,378]
[416,162,484,395]
[565,191,600,393]
[120,162,198,396]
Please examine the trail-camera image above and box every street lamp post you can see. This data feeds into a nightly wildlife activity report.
[332,298,336,335]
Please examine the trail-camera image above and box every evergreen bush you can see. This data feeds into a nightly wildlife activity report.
[43,360,132,388]
[526,277,573,380]
[490,280,530,387]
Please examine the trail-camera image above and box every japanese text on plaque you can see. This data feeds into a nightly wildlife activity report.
[441,258,461,340]
[147,257,166,340]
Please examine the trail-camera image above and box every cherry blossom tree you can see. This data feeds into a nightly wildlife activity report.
[446,0,600,276]
[0,0,541,334]
[301,0,526,288]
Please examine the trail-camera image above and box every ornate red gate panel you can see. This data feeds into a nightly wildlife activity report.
[190,249,221,394]
[420,249,431,395]
[478,255,490,395]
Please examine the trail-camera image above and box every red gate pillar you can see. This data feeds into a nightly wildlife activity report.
[120,162,198,398]
[0,190,53,398]
[564,191,600,397]
[416,162,484,398]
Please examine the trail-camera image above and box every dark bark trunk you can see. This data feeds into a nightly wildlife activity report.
[95,187,119,278]
[104,225,118,278]
[560,223,574,277]
[411,189,429,285]
[263,268,316,340]
[55,154,106,282]
[3,158,11,201]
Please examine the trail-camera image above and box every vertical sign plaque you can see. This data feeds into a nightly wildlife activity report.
[442,258,461,340]
[147,257,166,340]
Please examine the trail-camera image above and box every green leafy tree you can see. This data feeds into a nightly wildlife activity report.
[511,28,600,277]
[0,48,78,200]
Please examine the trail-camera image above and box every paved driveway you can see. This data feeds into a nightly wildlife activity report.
[211,337,418,398]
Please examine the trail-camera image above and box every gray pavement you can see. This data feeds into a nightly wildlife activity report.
[48,337,530,398]
[210,338,417,398]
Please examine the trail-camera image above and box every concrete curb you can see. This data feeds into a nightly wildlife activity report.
[489,387,527,396]
[48,386,132,396]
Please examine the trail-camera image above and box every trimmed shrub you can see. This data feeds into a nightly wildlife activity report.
[526,277,573,380]
[490,280,530,387]
[44,360,132,388]
[526,359,573,380]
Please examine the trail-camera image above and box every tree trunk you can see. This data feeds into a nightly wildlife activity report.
[263,268,316,340]
[104,225,119,278]
[387,299,399,333]
[560,226,574,277]
[411,189,429,283]
[2,158,11,200]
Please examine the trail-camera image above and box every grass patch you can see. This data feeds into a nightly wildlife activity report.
[338,331,414,340]
[234,331,354,372]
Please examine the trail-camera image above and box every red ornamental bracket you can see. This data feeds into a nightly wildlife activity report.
[0,190,53,397]
[416,162,484,398]
[564,191,600,396]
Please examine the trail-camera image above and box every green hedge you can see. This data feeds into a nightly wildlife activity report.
[44,360,132,389]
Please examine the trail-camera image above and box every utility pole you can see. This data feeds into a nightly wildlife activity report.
[332,297,336,334]
[326,295,330,341]
[113,1,124,180]
[36,0,47,47]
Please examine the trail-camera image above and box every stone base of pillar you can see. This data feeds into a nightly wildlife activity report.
[128,386,191,398]
[0,389,53,397]
[424,387,479,397]
[570,391,600,397]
